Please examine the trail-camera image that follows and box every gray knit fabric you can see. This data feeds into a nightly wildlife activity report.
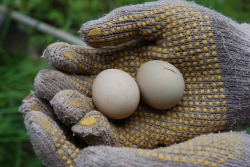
[19,0,250,166]
[77,132,250,167]
[20,95,250,167]
[50,90,95,126]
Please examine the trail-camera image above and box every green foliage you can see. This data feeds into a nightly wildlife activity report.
[2,0,155,48]
[0,53,50,167]
[0,0,250,166]
[187,0,250,23]
[246,126,250,134]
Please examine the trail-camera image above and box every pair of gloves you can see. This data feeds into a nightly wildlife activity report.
[20,0,250,166]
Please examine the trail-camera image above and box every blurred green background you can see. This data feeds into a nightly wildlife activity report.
[0,0,250,166]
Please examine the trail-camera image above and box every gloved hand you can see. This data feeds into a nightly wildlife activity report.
[19,0,250,166]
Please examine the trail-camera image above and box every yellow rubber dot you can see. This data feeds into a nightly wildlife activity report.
[189,157,195,163]
[220,158,225,164]
[201,27,206,33]
[58,149,63,155]
[157,154,164,160]
[88,28,101,36]
[54,138,59,143]
[118,17,123,22]
[204,160,210,166]
[171,16,176,21]
[153,9,158,14]
[204,47,209,52]
[186,30,191,36]
[186,25,191,29]
[173,156,179,162]
[55,144,61,148]
[68,149,72,154]
[132,24,137,29]
[202,34,207,39]
[164,6,169,10]
[107,22,112,27]
[79,116,97,126]
[150,152,157,157]
[104,31,109,35]
[165,11,170,16]
[178,20,183,25]
[66,160,72,165]
[124,16,129,21]
[117,27,121,31]
[191,23,197,28]
[164,155,171,161]
[62,156,67,161]
[210,163,218,167]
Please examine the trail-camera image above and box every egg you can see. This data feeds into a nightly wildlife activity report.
[136,60,185,109]
[92,69,140,119]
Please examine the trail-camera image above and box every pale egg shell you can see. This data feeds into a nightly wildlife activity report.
[92,69,140,119]
[136,60,185,109]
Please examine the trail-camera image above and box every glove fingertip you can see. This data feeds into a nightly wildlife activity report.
[24,110,80,167]
[19,93,54,118]
[43,42,80,74]
[51,89,94,126]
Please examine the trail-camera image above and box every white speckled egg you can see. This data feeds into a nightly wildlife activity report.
[136,60,185,109]
[92,69,140,119]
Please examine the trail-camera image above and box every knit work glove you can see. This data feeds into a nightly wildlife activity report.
[19,0,250,166]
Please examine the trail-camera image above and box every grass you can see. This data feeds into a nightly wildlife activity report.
[0,52,50,167]
[0,9,50,167]
[188,0,250,23]
[0,0,250,166]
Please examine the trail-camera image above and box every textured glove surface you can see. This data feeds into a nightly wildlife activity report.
[36,0,250,147]
[20,94,250,167]
[19,0,250,166]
